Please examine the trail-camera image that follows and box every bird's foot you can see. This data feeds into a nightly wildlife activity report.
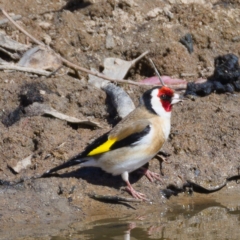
[125,185,147,201]
[141,168,163,183]
[156,154,167,162]
[156,151,171,163]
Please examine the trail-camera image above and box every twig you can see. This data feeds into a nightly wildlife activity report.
[0,46,20,60]
[46,65,63,78]
[57,53,149,86]
[1,9,44,47]
[128,51,150,67]
[24,102,102,127]
[148,58,165,86]
[0,64,51,76]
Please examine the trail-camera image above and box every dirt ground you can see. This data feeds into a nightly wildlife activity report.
[0,0,240,239]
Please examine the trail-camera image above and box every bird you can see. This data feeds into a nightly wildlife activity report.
[45,86,181,200]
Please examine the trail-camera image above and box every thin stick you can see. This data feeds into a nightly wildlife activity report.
[129,51,149,66]
[1,9,44,47]
[0,64,52,76]
[0,46,19,60]
[57,54,147,86]
[148,58,165,86]
[46,65,63,78]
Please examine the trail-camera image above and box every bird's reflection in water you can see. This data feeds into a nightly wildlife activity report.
[51,196,240,240]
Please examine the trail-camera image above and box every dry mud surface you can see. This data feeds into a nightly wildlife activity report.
[0,0,240,239]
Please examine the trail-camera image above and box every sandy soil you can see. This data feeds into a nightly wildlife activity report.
[0,0,240,239]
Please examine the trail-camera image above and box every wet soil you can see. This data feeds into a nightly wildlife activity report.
[0,0,240,239]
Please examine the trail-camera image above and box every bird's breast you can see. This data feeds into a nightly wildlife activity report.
[149,116,171,143]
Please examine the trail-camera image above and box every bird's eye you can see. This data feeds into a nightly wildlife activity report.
[161,94,170,101]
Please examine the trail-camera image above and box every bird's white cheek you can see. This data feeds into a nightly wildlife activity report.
[151,96,171,117]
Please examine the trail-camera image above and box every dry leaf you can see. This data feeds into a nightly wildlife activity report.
[18,46,62,70]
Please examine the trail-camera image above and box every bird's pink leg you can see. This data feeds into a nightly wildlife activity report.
[125,181,147,200]
[121,171,147,200]
[141,167,163,183]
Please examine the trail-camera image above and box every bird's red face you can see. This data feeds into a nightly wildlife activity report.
[157,86,175,112]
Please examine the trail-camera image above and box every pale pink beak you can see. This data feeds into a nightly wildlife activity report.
[171,93,182,105]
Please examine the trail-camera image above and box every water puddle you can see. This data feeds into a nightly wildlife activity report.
[51,189,240,240]
[3,187,240,240]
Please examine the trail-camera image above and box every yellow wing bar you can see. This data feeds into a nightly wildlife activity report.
[87,138,117,156]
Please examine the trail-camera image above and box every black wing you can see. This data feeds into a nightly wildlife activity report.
[110,125,150,150]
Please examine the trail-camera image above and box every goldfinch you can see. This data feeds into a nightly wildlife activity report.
[45,86,181,200]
